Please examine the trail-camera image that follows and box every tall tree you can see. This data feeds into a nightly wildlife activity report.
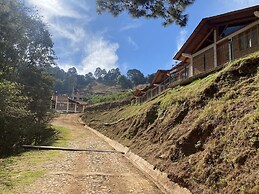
[146,73,155,84]
[0,0,56,155]
[96,0,195,26]
[103,68,121,84]
[117,75,132,89]
[85,72,95,84]
[127,69,145,86]
[64,67,78,94]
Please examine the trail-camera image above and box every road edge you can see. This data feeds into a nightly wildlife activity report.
[78,118,191,194]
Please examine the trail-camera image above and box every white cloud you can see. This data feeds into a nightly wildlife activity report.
[58,63,77,73]
[49,23,87,45]
[25,0,120,74]
[120,22,142,32]
[219,0,259,10]
[230,0,259,6]
[177,29,188,51]
[80,37,119,74]
[26,0,90,44]
[127,36,139,50]
[121,62,129,74]
[26,0,85,20]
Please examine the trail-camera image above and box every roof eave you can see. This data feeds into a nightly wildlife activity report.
[173,5,259,61]
[173,18,208,61]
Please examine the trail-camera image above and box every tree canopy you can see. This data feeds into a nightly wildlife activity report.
[0,0,56,155]
[127,69,146,86]
[96,0,195,26]
[48,65,154,93]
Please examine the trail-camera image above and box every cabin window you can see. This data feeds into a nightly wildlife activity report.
[220,24,245,38]
[239,26,258,50]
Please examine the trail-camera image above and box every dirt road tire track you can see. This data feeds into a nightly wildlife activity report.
[22,114,163,194]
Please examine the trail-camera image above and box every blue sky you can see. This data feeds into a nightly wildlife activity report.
[25,0,259,76]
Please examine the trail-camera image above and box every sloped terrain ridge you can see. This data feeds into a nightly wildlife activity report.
[82,52,259,194]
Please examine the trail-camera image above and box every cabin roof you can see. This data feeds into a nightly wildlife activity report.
[134,85,152,97]
[152,70,170,85]
[174,5,259,61]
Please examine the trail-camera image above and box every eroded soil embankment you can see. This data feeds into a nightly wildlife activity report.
[82,53,259,194]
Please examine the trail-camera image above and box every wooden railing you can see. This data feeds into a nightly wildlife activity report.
[135,64,225,104]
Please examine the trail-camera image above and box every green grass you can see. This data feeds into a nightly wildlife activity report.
[118,51,259,120]
[82,51,259,193]
[0,125,70,193]
[85,91,132,104]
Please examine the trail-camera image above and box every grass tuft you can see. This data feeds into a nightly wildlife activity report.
[0,125,70,193]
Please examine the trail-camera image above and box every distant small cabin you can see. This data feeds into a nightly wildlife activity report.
[51,95,88,113]
[134,5,259,104]
[134,70,170,104]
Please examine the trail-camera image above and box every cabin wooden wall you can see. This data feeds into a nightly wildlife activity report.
[193,48,214,75]
[232,25,259,60]
[217,40,229,66]
[56,102,68,111]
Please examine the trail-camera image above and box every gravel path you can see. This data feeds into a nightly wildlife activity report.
[21,114,162,194]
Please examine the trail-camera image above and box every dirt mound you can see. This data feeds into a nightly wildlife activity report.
[82,52,259,194]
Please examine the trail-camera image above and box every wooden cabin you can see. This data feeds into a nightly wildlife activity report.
[51,95,88,113]
[134,6,259,104]
[174,5,259,76]
[169,62,191,84]
[134,70,170,104]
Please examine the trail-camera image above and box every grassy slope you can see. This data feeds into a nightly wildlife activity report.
[0,125,70,193]
[83,51,259,194]
[86,91,132,104]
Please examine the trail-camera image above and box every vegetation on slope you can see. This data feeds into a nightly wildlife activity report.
[47,65,155,95]
[85,91,132,104]
[82,51,259,193]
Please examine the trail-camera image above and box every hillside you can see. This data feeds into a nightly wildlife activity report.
[82,52,259,193]
[89,81,123,94]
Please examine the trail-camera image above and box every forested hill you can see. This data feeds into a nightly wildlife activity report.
[46,65,156,95]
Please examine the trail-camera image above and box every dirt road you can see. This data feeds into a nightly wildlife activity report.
[22,114,163,194]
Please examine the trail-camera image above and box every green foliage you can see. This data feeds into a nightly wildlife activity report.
[127,69,146,86]
[117,75,132,89]
[104,68,121,85]
[48,65,154,93]
[83,51,259,193]
[94,67,107,79]
[0,0,56,156]
[0,0,55,78]
[96,0,195,26]
[0,125,70,193]
[146,73,156,84]
[0,80,32,155]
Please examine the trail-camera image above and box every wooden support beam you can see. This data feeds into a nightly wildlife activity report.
[193,28,214,53]
[22,145,125,154]
[215,17,256,28]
